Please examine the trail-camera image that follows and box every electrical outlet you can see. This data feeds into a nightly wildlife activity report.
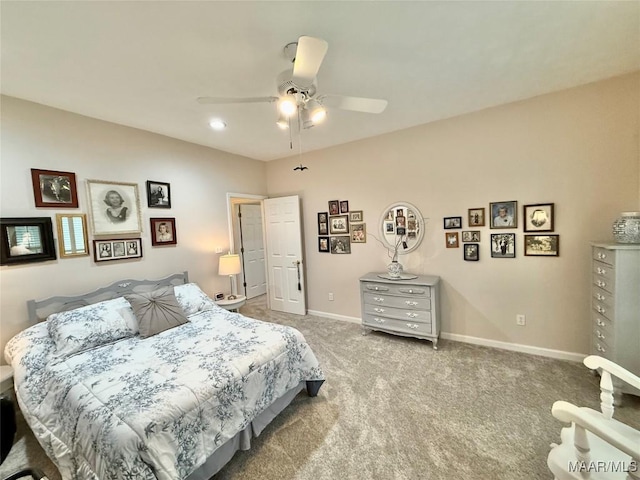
[328,292,334,301]
[215,247,223,254]
[516,314,526,326]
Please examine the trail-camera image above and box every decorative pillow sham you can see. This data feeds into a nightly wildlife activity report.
[47,297,137,358]
[174,282,217,316]
[125,286,188,338]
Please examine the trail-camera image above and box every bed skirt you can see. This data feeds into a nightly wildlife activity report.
[185,380,323,479]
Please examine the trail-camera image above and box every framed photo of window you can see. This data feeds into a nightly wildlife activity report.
[329,215,349,234]
[468,208,485,227]
[318,236,330,253]
[524,235,559,256]
[94,238,143,262]
[523,203,554,232]
[490,201,517,229]
[318,212,329,235]
[1,217,57,265]
[87,180,142,235]
[491,233,516,258]
[443,217,462,229]
[150,218,177,246]
[146,180,171,208]
[464,243,479,261]
[56,213,89,258]
[30,169,79,208]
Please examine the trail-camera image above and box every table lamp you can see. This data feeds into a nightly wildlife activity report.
[218,253,241,299]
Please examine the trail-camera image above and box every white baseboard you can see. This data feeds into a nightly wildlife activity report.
[307,310,585,362]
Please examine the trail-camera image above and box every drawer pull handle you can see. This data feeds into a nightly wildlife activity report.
[596,305,606,314]
[406,323,419,329]
[596,344,606,354]
[598,252,607,259]
[406,312,418,318]
[374,317,385,324]
[597,267,607,275]
[405,301,418,306]
[596,319,605,327]
[596,331,605,340]
[374,297,384,302]
[596,294,605,301]
[596,280,607,288]
[374,307,385,313]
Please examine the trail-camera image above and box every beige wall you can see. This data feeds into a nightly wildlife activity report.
[0,96,267,358]
[266,72,640,356]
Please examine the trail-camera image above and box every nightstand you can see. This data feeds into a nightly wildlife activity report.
[215,295,246,312]
[1,365,14,394]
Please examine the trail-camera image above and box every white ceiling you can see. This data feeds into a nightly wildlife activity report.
[2,1,639,162]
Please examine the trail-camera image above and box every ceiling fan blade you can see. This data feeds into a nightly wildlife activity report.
[320,95,388,114]
[197,96,278,105]
[292,36,328,88]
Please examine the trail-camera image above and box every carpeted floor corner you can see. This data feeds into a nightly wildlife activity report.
[1,295,638,479]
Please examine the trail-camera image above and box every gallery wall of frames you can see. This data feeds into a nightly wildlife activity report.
[317,199,366,254]
[444,201,558,262]
[1,169,177,266]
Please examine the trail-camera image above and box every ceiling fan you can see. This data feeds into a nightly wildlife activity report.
[197,36,388,130]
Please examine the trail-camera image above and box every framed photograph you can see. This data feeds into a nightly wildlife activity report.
[30,168,79,208]
[329,215,349,234]
[443,217,462,229]
[491,233,516,258]
[490,201,517,229]
[56,213,89,258]
[340,200,349,214]
[462,231,481,242]
[146,180,171,208]
[468,208,485,227]
[94,238,143,262]
[328,200,340,216]
[524,235,559,256]
[318,236,330,253]
[523,203,554,232]
[384,221,394,233]
[351,223,366,243]
[330,236,351,254]
[318,212,328,235]
[349,210,363,223]
[150,218,177,246]
[464,243,479,261]
[445,232,459,248]
[87,180,142,235]
[1,217,57,265]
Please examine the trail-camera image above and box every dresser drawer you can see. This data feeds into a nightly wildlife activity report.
[592,323,614,347]
[592,337,613,361]
[592,247,614,266]
[592,287,614,309]
[361,282,430,298]
[363,314,433,336]
[364,303,432,323]
[363,292,431,310]
[592,261,615,293]
[592,298,614,321]
[592,312,613,336]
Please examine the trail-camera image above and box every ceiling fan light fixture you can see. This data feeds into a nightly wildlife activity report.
[278,94,298,117]
[300,107,314,129]
[306,99,326,123]
[209,119,227,130]
[276,113,289,130]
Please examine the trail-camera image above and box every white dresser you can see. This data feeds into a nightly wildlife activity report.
[359,272,441,349]
[591,243,640,396]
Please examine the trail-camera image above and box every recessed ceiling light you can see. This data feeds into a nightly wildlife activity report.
[209,119,226,131]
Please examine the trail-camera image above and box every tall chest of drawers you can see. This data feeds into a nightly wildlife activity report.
[359,272,441,349]
[591,243,640,396]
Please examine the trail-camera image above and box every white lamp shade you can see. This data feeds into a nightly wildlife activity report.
[218,253,241,276]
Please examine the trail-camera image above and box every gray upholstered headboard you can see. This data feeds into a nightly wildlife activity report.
[27,271,190,323]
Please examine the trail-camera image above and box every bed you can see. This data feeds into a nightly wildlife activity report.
[4,272,324,480]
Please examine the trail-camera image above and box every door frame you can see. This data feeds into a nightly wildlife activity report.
[226,192,268,300]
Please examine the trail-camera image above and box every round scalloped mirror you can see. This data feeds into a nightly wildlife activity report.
[379,202,425,254]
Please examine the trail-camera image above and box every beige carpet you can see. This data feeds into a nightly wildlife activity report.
[1,295,638,479]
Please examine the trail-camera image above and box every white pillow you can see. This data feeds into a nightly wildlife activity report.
[174,283,217,316]
[47,297,137,358]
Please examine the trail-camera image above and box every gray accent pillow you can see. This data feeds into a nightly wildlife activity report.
[125,286,188,338]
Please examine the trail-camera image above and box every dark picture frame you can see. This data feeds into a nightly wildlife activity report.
[340,200,349,214]
[318,212,328,235]
[87,179,142,235]
[444,217,462,229]
[94,238,143,262]
[445,232,459,248]
[523,203,554,232]
[1,217,57,265]
[462,231,480,242]
[30,168,79,208]
[328,200,340,216]
[490,201,518,229]
[491,233,516,258]
[330,236,351,254]
[318,236,330,253]
[464,243,479,261]
[329,215,349,234]
[146,180,171,208]
[524,235,559,256]
[150,217,177,246]
[468,208,485,227]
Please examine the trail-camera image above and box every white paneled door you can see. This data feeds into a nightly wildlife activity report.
[263,195,306,315]
[238,204,267,299]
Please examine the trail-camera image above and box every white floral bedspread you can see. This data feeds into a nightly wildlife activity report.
[5,308,324,480]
